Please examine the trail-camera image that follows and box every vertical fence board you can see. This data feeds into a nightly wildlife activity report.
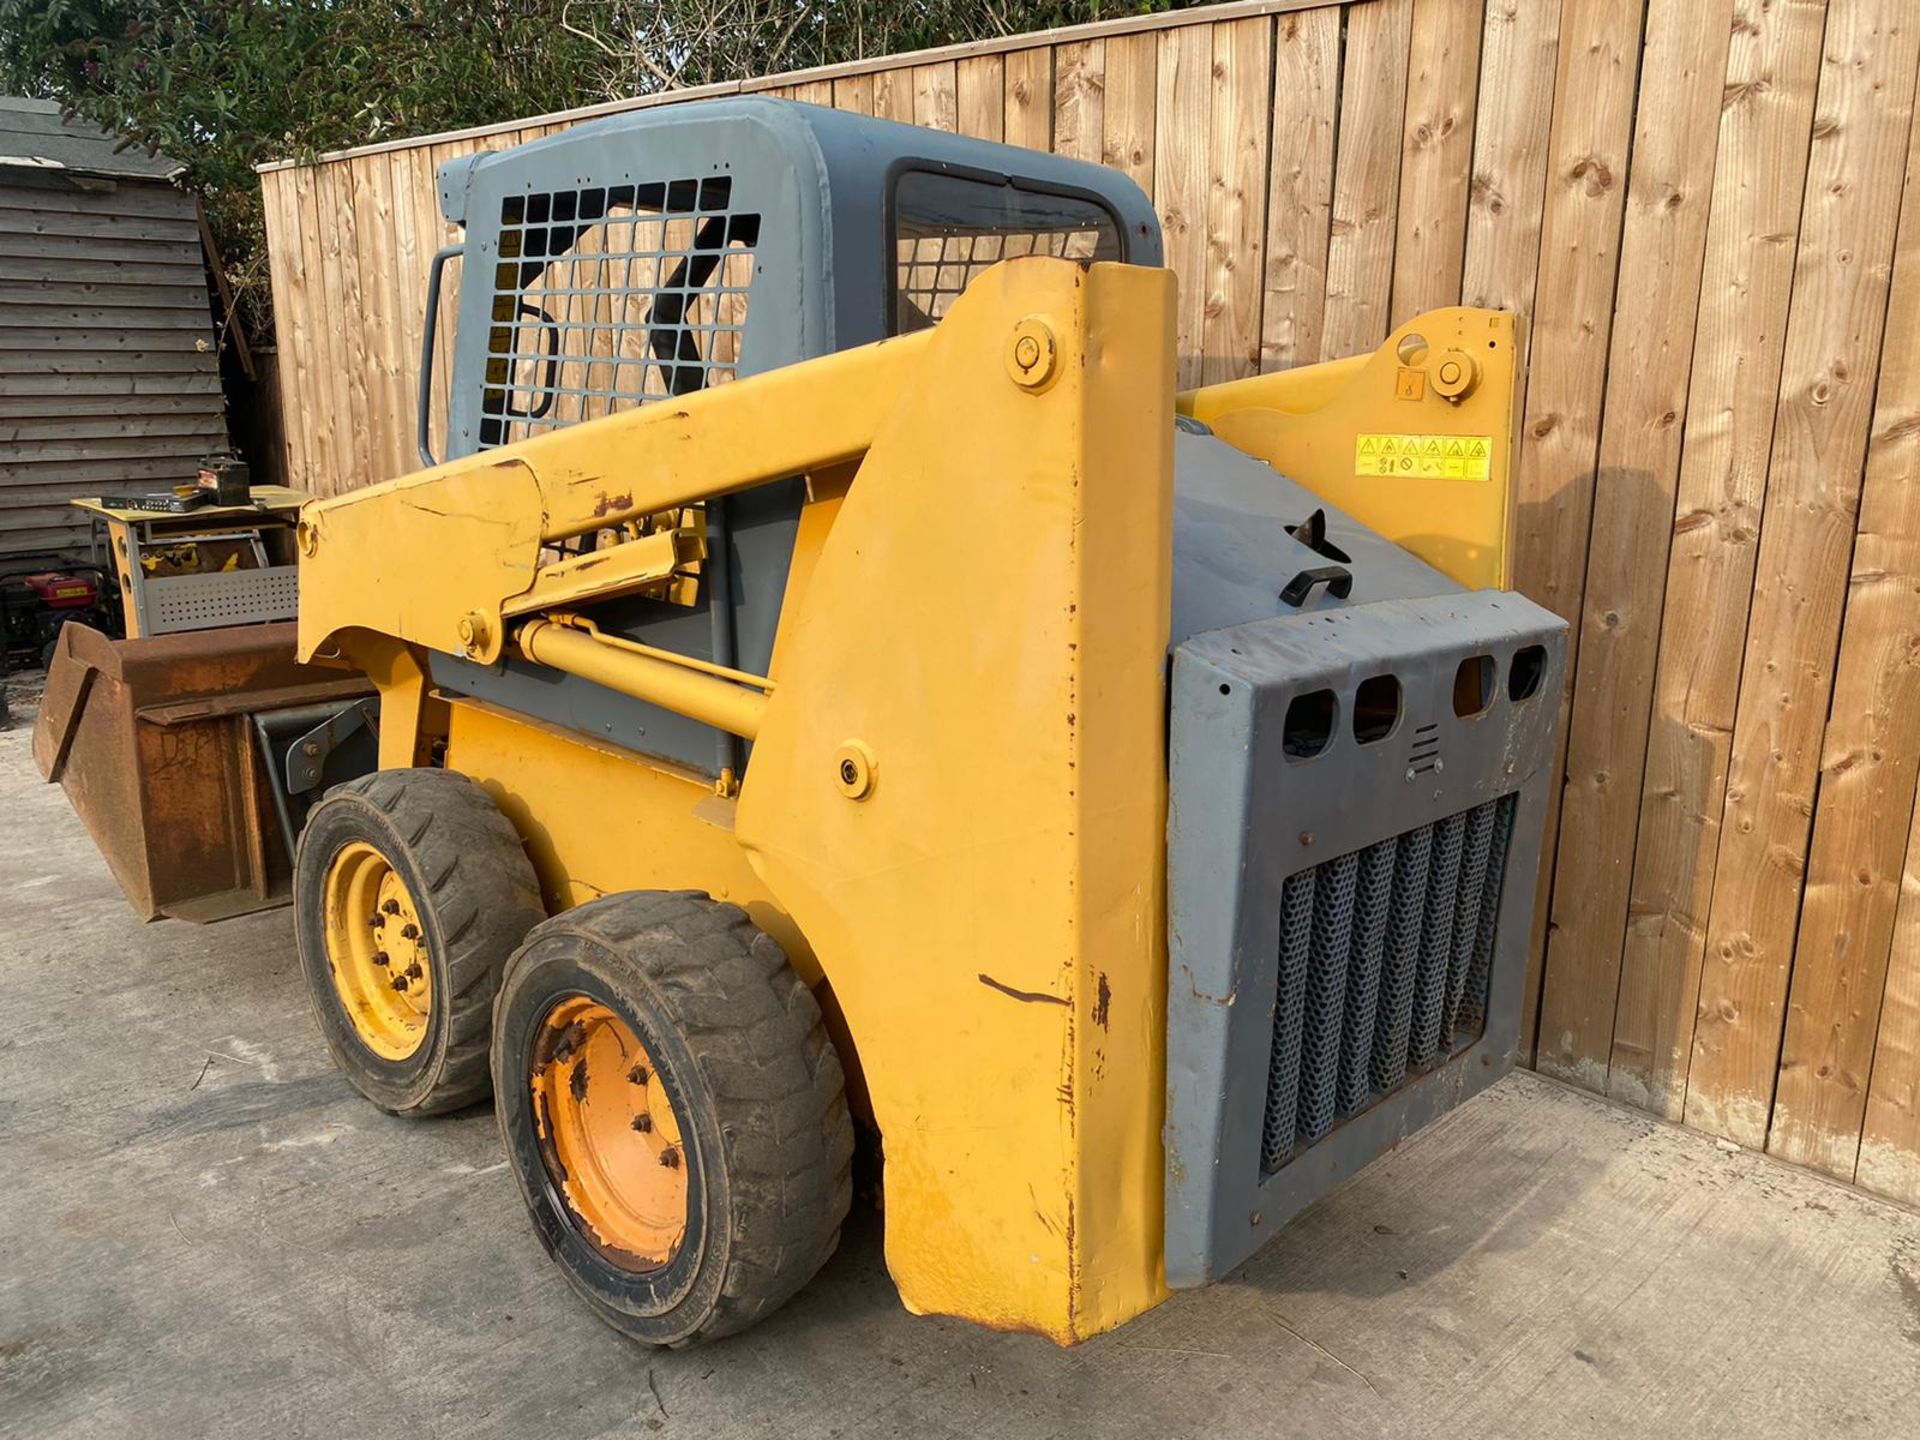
[1201,18,1274,385]
[1608,0,1829,1119]
[1101,32,1158,197]
[1054,40,1105,162]
[1687,0,1920,1149]
[310,166,362,494]
[957,56,1006,141]
[1770,87,1920,1177]
[1460,0,1561,316]
[1535,0,1736,1090]
[1509,0,1647,1062]
[1006,48,1054,151]
[874,67,915,124]
[1260,7,1339,372]
[259,171,313,490]
[1322,0,1414,359]
[349,157,406,485]
[912,62,959,132]
[1155,24,1214,388]
[387,149,427,476]
[1861,791,1920,1203]
[1391,0,1485,323]
[832,73,876,115]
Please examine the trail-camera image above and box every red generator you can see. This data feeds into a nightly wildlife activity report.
[1,564,119,674]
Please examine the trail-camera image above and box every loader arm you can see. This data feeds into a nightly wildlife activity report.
[1179,307,1527,592]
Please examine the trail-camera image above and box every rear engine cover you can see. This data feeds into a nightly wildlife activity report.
[1164,588,1564,1286]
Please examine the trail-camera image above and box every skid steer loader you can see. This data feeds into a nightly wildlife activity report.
[290,98,1564,1346]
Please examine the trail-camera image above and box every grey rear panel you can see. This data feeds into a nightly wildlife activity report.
[1164,561,1564,1287]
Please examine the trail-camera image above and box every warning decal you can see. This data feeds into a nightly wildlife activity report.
[1355,433,1494,481]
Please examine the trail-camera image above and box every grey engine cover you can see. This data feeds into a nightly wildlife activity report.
[1163,429,1566,1287]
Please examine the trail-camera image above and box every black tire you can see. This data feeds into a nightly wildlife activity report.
[38,634,58,673]
[493,891,854,1346]
[295,767,545,1115]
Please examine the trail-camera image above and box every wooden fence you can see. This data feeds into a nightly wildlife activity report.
[258,0,1920,1209]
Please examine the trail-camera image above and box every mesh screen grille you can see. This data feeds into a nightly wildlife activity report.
[479,178,760,449]
[1260,794,1517,1175]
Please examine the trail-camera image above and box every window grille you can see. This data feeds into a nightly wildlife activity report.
[479,178,760,449]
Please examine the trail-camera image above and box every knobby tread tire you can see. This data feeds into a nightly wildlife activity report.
[495,891,853,1346]
[295,767,545,1116]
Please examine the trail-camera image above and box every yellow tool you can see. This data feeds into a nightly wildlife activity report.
[289,99,1565,1347]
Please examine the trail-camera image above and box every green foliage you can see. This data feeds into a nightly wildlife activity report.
[0,0,1183,342]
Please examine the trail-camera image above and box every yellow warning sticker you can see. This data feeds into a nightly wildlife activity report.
[1355,433,1494,481]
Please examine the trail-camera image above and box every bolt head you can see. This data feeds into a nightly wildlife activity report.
[631,1113,653,1133]
[1004,316,1060,391]
[659,1146,680,1170]
[628,1064,649,1085]
[301,741,321,758]
[372,951,389,967]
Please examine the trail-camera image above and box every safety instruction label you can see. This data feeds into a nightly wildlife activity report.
[1356,433,1494,481]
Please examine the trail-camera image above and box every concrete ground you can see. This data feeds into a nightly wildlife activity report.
[3,708,1919,1440]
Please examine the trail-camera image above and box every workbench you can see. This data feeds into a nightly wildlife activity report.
[72,486,309,640]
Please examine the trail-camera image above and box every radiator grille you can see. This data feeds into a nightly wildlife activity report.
[1261,794,1516,1175]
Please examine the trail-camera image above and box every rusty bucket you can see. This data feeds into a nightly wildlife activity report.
[32,622,372,922]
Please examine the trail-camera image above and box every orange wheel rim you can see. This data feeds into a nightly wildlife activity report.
[531,997,689,1270]
[322,841,432,1060]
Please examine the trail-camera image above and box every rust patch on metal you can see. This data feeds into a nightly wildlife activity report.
[1092,972,1111,1030]
[32,621,372,922]
[592,491,635,518]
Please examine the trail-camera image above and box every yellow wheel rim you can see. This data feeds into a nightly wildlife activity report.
[531,997,689,1271]
[322,841,433,1061]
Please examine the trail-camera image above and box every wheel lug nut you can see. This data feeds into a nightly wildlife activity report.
[405,961,423,980]
[392,975,410,992]
[370,913,384,928]
[382,899,401,915]
[400,923,420,940]
[371,951,389,967]
[658,1145,679,1169]
[628,1064,649,1085]
[631,1113,652,1133]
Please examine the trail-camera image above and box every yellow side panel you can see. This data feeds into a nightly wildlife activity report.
[1180,306,1526,590]
[735,258,1175,1343]
[441,697,812,977]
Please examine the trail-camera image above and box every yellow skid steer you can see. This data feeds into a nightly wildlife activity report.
[283,99,1562,1346]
